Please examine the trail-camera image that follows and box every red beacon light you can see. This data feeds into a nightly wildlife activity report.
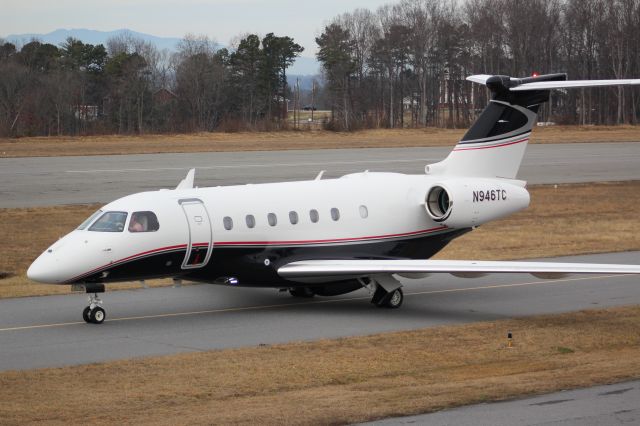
[532,72,540,77]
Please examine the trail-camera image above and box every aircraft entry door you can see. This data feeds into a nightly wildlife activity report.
[180,199,213,269]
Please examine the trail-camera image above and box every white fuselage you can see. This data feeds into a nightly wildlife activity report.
[28,171,530,287]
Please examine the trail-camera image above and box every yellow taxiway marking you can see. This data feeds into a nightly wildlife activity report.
[0,274,633,333]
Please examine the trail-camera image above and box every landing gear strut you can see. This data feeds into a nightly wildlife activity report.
[81,284,106,324]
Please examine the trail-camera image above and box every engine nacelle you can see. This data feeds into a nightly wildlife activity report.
[425,178,530,228]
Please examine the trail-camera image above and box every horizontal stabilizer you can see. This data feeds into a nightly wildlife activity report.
[279,259,640,279]
[467,74,640,92]
[511,79,640,91]
[466,74,494,85]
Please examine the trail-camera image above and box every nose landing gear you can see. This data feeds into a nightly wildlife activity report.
[78,284,106,324]
[83,293,106,324]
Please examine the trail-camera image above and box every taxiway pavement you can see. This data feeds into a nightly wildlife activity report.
[1,251,639,372]
[1,142,639,208]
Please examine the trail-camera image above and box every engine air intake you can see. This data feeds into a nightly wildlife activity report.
[426,185,451,221]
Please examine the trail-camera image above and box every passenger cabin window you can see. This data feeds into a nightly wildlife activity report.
[331,208,340,221]
[129,211,160,232]
[289,211,299,225]
[223,216,233,231]
[268,213,277,227]
[359,205,368,219]
[309,209,319,223]
[77,210,103,230]
[246,214,255,229]
[89,211,128,232]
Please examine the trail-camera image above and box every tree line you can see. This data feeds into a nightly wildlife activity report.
[317,0,640,130]
[0,33,302,137]
[2,0,640,137]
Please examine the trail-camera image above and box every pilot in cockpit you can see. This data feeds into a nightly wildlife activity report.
[129,213,147,232]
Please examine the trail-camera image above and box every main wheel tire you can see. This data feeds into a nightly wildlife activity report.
[82,307,91,323]
[385,288,403,309]
[289,287,315,298]
[90,307,106,324]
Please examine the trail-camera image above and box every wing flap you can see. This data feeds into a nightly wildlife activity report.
[278,259,640,279]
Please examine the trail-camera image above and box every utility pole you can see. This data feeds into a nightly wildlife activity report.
[295,77,300,129]
[311,80,316,122]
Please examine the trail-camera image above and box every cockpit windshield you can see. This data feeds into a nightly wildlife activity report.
[77,210,103,230]
[89,211,128,232]
[128,211,160,232]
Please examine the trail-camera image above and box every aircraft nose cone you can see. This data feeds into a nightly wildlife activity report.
[27,252,65,284]
[27,260,45,283]
[27,258,50,283]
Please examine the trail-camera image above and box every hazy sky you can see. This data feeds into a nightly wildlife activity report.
[3,0,394,56]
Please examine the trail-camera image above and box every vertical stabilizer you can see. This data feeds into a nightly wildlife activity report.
[426,73,567,179]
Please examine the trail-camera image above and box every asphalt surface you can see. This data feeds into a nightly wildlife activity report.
[361,380,640,426]
[1,142,639,208]
[1,251,639,372]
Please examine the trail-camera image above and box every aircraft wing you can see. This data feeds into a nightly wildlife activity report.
[278,259,640,280]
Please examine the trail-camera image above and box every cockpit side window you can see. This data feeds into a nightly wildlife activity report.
[129,211,160,232]
[89,212,128,232]
[77,210,103,230]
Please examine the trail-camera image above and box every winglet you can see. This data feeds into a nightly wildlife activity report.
[176,168,195,190]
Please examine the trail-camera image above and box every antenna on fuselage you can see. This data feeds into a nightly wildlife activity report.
[176,168,196,190]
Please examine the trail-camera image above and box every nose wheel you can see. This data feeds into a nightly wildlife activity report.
[83,293,106,324]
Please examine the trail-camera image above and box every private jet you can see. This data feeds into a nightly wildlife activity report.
[28,73,640,324]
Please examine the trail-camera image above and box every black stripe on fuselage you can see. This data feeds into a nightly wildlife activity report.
[75,229,469,287]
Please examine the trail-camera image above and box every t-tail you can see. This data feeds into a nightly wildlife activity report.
[426,73,640,179]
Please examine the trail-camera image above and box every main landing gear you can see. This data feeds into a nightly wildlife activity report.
[372,287,404,308]
[362,275,404,309]
[287,276,405,309]
[78,284,106,324]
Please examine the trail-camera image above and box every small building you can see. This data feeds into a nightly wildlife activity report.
[403,96,419,111]
[74,105,99,121]
[153,88,178,105]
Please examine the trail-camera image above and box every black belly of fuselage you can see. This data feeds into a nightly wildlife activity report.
[76,229,469,287]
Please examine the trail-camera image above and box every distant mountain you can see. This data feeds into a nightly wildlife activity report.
[4,28,182,52]
[3,28,320,75]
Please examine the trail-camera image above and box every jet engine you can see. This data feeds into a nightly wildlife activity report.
[425,178,530,228]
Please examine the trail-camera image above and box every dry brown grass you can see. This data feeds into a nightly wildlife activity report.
[1,305,639,425]
[1,125,639,158]
[1,181,639,299]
